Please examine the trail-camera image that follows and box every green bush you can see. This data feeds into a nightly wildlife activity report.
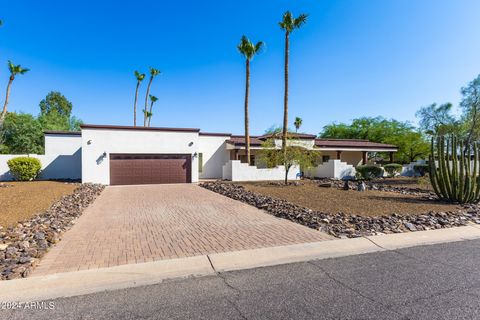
[383,163,403,177]
[413,163,429,177]
[356,165,383,180]
[7,157,41,181]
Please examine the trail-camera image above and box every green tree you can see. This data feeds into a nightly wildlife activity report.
[258,137,318,185]
[39,91,73,118]
[37,91,82,131]
[279,11,308,152]
[321,117,429,163]
[133,70,145,127]
[294,117,302,132]
[143,67,161,126]
[460,74,480,146]
[147,95,158,127]
[0,112,43,154]
[0,61,29,124]
[415,103,460,136]
[237,35,264,165]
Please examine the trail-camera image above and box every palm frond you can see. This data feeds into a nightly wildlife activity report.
[237,35,264,60]
[254,41,265,54]
[293,14,308,29]
[149,95,158,102]
[149,67,161,76]
[7,60,14,73]
[279,11,294,31]
[134,70,145,81]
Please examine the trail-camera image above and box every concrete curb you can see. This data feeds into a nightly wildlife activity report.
[207,237,383,272]
[0,255,214,302]
[1,225,479,302]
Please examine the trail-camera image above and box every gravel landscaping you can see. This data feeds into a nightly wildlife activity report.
[241,179,456,217]
[0,183,104,280]
[200,181,480,239]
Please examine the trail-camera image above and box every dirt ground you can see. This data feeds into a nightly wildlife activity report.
[370,176,433,190]
[0,181,78,227]
[241,179,458,217]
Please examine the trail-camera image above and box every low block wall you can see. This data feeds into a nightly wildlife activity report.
[0,152,81,181]
[222,160,300,181]
[305,159,356,179]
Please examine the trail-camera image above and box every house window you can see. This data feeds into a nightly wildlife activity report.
[322,155,330,163]
[198,153,203,173]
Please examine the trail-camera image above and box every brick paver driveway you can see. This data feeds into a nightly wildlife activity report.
[33,184,332,276]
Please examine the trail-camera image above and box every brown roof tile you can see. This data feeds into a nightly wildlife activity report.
[314,139,397,149]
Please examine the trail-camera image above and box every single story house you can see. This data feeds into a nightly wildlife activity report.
[0,124,398,184]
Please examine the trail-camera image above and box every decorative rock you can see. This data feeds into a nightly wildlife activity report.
[200,182,480,240]
[0,183,104,280]
[318,183,332,188]
[404,222,417,231]
[357,181,366,192]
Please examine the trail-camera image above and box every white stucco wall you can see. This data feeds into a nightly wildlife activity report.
[222,160,300,181]
[0,154,81,181]
[198,135,231,179]
[82,128,199,184]
[45,134,82,155]
[305,159,356,179]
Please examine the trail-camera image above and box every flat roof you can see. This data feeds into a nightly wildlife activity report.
[44,130,81,136]
[80,124,200,133]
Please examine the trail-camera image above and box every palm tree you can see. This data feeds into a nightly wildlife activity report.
[147,95,158,127]
[237,35,265,165]
[279,11,308,152]
[294,117,303,132]
[143,67,161,126]
[133,70,145,127]
[0,61,29,124]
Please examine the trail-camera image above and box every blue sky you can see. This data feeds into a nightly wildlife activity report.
[1,0,480,135]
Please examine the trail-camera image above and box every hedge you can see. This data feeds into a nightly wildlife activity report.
[356,165,383,180]
[7,157,42,181]
[383,163,403,177]
[413,163,429,177]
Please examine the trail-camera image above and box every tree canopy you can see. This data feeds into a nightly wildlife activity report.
[0,91,82,154]
[0,112,43,154]
[320,117,429,163]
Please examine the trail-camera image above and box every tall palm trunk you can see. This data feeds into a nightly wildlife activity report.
[133,81,140,127]
[244,59,251,165]
[144,77,153,127]
[282,31,290,184]
[0,76,14,124]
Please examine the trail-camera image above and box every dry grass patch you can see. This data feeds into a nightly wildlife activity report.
[0,181,78,227]
[241,180,459,217]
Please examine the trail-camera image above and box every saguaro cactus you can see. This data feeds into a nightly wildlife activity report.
[429,136,480,204]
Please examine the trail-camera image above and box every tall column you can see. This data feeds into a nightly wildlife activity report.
[362,151,368,165]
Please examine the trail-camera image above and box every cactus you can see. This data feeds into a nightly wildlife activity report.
[429,136,480,204]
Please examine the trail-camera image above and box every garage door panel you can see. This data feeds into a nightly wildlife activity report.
[109,154,191,185]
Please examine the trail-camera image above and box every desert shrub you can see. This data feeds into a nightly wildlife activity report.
[413,163,429,177]
[7,157,41,181]
[356,165,383,180]
[383,163,403,177]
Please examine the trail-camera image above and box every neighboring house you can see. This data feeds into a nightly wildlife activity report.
[0,124,398,184]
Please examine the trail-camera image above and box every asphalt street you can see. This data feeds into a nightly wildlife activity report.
[2,239,480,320]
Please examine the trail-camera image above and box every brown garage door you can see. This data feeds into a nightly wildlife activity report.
[109,154,191,185]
